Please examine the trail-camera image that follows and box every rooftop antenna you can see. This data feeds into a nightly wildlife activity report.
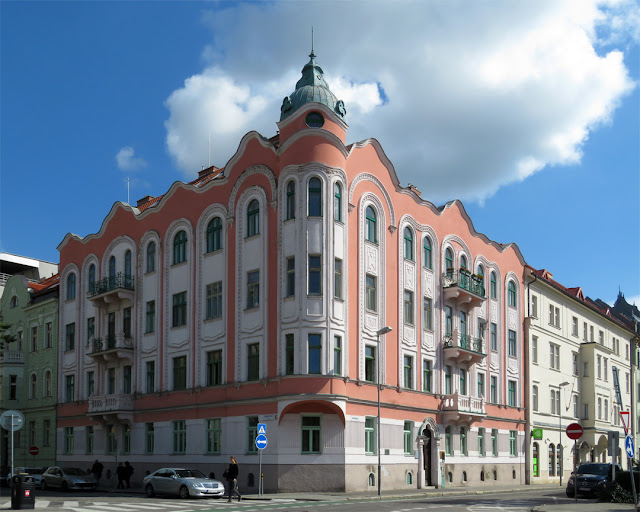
[208,130,211,167]
[127,177,130,204]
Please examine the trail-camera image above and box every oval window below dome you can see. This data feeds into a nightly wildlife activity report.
[305,112,325,128]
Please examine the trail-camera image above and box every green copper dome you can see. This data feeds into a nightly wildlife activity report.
[280,51,346,122]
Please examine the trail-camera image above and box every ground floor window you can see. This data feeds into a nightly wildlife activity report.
[365,417,376,454]
[64,427,74,454]
[173,420,186,454]
[207,418,222,454]
[301,416,321,453]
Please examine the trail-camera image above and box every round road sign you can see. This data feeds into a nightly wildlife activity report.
[566,423,583,440]
[255,433,268,450]
[0,410,25,431]
[29,446,39,456]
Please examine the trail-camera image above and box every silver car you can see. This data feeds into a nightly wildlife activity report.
[143,468,224,498]
[41,466,97,490]
[12,467,45,488]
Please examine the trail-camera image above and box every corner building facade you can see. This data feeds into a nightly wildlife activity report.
[57,53,526,492]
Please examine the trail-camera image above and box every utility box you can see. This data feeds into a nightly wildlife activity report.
[11,475,35,510]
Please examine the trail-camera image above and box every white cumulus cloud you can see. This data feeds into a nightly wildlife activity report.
[116,146,147,171]
[164,0,636,204]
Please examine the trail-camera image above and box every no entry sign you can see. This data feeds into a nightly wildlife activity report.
[566,423,583,440]
[28,446,39,456]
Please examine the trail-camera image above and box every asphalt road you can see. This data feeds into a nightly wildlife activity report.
[0,488,596,512]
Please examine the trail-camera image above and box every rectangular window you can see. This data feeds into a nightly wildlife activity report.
[597,355,602,379]
[308,255,322,295]
[508,380,516,406]
[122,424,131,454]
[365,345,376,382]
[145,423,154,454]
[107,425,116,454]
[65,374,75,402]
[573,395,578,418]
[445,306,453,335]
[572,317,578,336]
[492,429,498,456]
[334,336,342,376]
[404,290,414,324]
[460,427,468,456]
[444,365,452,394]
[599,330,604,345]
[123,307,132,337]
[64,427,74,454]
[572,352,579,376]
[146,361,155,393]
[87,317,95,343]
[29,421,36,446]
[604,358,608,381]
[173,355,187,390]
[459,368,467,395]
[301,416,321,454]
[107,367,115,394]
[286,334,295,375]
[247,270,260,309]
[590,325,594,342]
[45,322,52,348]
[365,274,377,312]
[583,403,589,420]
[549,305,560,327]
[308,334,322,374]
[403,355,413,389]
[508,330,516,357]
[65,322,75,351]
[478,427,485,457]
[247,416,258,454]
[206,281,223,320]
[172,292,187,327]
[423,360,432,392]
[286,257,295,297]
[403,421,413,455]
[423,297,433,330]
[490,323,497,352]
[247,343,260,381]
[173,420,186,454]
[206,350,222,386]
[145,300,155,333]
[477,372,485,398]
[30,326,38,352]
[583,322,588,341]
[532,336,538,364]
[334,258,343,299]
[365,417,376,454]
[43,420,50,447]
[206,418,222,454]
[509,430,517,456]
[87,371,95,398]
[549,343,560,370]
[445,428,452,456]
[123,365,132,394]
[490,376,497,403]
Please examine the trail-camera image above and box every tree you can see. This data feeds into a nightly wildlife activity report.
[0,319,16,354]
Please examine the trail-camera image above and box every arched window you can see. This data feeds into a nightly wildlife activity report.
[146,242,156,273]
[45,371,52,397]
[460,254,468,270]
[10,296,18,308]
[247,200,259,237]
[88,264,96,292]
[66,273,76,300]
[445,248,454,272]
[490,271,497,299]
[334,183,342,222]
[406,472,412,485]
[549,444,556,476]
[477,264,484,280]
[508,281,517,307]
[286,181,295,220]
[403,227,414,260]
[30,374,37,399]
[423,237,432,269]
[365,206,377,243]
[308,177,322,217]
[124,250,132,276]
[173,230,187,264]
[109,256,116,280]
[206,217,222,253]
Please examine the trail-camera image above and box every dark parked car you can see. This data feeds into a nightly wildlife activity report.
[41,466,97,490]
[566,463,621,497]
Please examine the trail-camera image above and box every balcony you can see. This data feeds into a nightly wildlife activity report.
[88,334,134,363]
[0,350,24,364]
[441,392,486,424]
[443,269,486,307]
[87,273,134,308]
[443,329,486,364]
[87,393,134,424]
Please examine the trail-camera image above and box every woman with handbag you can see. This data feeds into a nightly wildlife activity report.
[224,456,241,502]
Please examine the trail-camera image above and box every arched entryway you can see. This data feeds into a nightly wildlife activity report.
[417,417,440,488]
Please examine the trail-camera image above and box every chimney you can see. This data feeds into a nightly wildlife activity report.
[137,195,153,208]
[408,184,421,198]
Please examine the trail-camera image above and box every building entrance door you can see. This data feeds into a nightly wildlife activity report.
[423,427,432,486]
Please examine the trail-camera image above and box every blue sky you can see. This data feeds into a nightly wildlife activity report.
[1,1,638,307]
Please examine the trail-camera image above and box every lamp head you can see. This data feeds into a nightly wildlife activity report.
[376,326,392,336]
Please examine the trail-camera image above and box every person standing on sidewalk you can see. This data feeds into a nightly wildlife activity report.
[91,460,103,486]
[224,456,241,502]
[116,463,125,489]
[124,461,134,489]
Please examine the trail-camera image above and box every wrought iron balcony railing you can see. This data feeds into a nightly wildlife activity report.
[90,334,133,354]
[443,269,486,298]
[88,273,135,298]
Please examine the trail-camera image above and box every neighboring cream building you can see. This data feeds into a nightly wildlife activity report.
[524,267,637,486]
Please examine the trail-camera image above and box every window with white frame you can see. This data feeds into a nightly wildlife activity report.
[404,290,414,325]
[573,395,578,418]
[549,343,560,370]
[365,274,377,312]
[549,305,560,327]
[530,295,538,318]
[532,336,538,364]
[572,317,578,336]
[532,385,538,411]
[572,352,578,376]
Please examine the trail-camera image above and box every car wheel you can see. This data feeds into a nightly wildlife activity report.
[566,489,574,498]
[146,484,155,497]
[179,485,189,499]
[61,481,68,491]
[41,480,47,491]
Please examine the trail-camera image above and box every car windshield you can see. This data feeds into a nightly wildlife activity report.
[175,469,206,479]
[63,468,88,476]
[578,464,609,475]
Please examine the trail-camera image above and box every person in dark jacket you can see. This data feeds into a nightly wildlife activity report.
[124,461,134,489]
[90,460,103,485]
[224,456,241,502]
[116,463,125,489]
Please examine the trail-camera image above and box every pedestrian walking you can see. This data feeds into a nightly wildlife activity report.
[224,456,241,502]
[116,463,125,489]
[90,460,104,485]
[124,461,134,489]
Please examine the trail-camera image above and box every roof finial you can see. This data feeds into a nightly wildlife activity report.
[310,26,315,58]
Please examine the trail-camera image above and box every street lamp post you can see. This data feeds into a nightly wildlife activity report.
[559,381,570,487]
[376,326,392,497]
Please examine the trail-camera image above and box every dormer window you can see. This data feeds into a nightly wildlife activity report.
[305,112,324,128]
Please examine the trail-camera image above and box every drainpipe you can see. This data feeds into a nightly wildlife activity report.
[523,267,537,485]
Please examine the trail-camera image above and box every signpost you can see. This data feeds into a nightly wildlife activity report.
[566,423,583,503]
[256,423,267,497]
[0,410,25,486]
[612,366,636,506]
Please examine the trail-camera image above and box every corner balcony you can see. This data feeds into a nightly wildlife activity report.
[443,329,486,364]
[87,393,134,424]
[88,334,134,363]
[87,273,134,308]
[442,269,486,307]
[441,392,486,424]
[0,350,24,364]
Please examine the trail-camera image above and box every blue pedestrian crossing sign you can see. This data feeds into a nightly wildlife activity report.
[258,423,267,435]
[626,435,635,459]
[256,433,268,450]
